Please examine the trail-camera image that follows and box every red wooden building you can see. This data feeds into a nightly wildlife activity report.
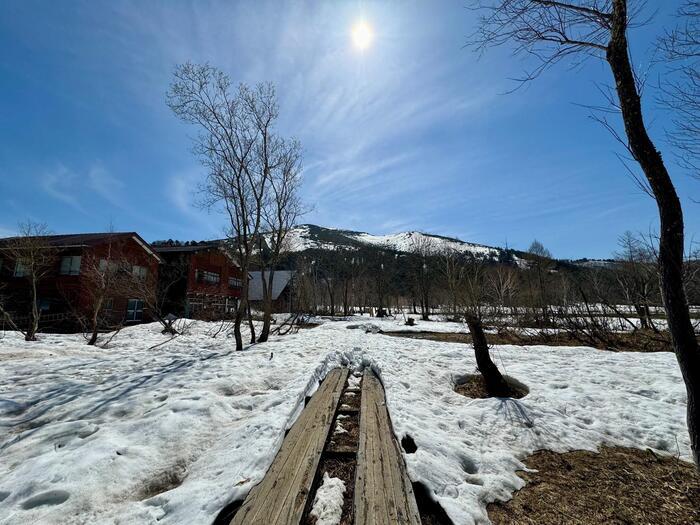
[152,241,245,320]
[0,232,161,330]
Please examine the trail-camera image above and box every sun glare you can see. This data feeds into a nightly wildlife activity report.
[351,20,373,51]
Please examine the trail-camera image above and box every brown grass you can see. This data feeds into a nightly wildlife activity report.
[488,446,700,525]
[383,330,696,353]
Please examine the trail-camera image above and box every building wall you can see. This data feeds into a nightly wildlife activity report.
[155,247,244,320]
[0,236,160,331]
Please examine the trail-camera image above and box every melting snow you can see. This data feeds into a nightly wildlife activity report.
[0,317,691,524]
[310,472,346,525]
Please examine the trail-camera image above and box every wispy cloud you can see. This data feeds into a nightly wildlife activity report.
[41,165,86,213]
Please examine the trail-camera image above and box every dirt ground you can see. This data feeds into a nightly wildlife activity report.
[454,374,528,399]
[383,329,693,353]
[488,446,700,525]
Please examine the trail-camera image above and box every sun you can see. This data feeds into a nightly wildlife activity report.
[351,20,374,51]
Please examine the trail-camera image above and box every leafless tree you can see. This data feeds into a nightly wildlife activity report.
[470,0,700,466]
[488,264,519,308]
[526,239,553,326]
[0,221,57,341]
[660,1,700,175]
[168,63,290,351]
[73,238,132,345]
[440,247,466,317]
[613,231,659,331]
[258,147,305,342]
[409,235,436,320]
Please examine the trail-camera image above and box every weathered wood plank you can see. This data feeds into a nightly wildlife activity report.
[355,369,421,525]
[230,368,349,525]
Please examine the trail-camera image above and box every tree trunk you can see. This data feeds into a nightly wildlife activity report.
[247,301,256,344]
[258,271,274,343]
[465,314,510,397]
[608,0,700,466]
[26,276,39,341]
[234,303,244,351]
[259,299,272,343]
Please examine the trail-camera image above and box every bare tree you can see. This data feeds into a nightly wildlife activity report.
[410,235,436,320]
[168,63,289,351]
[0,221,57,341]
[471,0,700,466]
[257,144,305,342]
[613,231,659,331]
[660,1,700,174]
[526,239,553,327]
[488,264,519,308]
[440,247,466,317]
[73,238,131,345]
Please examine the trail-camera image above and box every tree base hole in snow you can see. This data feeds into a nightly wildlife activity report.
[487,446,700,524]
[401,434,417,454]
[212,498,244,525]
[454,374,528,400]
[412,482,453,525]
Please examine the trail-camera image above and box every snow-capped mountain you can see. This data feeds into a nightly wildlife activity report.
[284,224,504,258]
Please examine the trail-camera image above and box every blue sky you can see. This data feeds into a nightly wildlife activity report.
[0,0,697,259]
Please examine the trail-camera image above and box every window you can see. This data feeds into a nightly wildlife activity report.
[60,256,81,276]
[196,269,220,285]
[14,260,29,277]
[99,259,119,274]
[126,299,144,322]
[229,277,243,289]
[37,298,51,312]
[104,298,114,311]
[132,265,148,279]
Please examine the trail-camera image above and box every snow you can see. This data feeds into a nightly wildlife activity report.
[0,316,692,525]
[309,472,346,525]
[350,231,499,258]
[333,421,348,435]
[282,224,502,259]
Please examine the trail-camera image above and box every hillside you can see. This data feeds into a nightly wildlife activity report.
[284,224,504,258]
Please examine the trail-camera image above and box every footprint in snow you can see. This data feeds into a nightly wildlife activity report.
[20,490,70,510]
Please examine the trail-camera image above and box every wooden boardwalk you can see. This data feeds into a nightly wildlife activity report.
[354,369,421,525]
[230,368,349,525]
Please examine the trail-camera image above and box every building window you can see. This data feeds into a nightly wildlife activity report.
[132,265,148,279]
[196,270,220,285]
[228,277,243,289]
[14,260,29,277]
[37,298,51,312]
[99,259,119,274]
[60,256,81,276]
[104,298,114,311]
[126,299,144,322]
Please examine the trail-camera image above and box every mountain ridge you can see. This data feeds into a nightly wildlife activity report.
[284,224,505,258]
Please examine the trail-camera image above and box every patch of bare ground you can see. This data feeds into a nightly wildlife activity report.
[454,374,528,400]
[488,446,700,525]
[384,329,700,353]
[329,412,359,452]
[338,390,360,412]
[136,460,187,500]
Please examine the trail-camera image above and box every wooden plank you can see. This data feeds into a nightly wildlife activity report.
[355,370,421,525]
[231,368,349,525]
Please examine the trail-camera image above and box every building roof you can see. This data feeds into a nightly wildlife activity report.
[0,232,161,262]
[248,271,294,301]
[152,240,241,268]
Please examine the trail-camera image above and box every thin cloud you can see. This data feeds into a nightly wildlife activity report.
[41,165,86,213]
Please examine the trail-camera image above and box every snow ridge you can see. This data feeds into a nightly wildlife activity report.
[284,224,501,258]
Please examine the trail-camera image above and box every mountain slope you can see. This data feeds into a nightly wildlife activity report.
[284,224,503,258]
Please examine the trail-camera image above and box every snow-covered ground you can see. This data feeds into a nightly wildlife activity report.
[0,317,691,525]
